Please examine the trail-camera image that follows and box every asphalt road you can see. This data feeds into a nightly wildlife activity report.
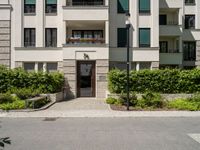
[0,117,200,150]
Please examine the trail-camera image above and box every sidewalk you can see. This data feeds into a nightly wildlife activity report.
[1,110,200,118]
[1,98,200,118]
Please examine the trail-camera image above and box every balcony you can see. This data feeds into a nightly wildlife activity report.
[160,25,181,36]
[159,0,183,9]
[160,53,183,65]
[63,0,108,21]
[64,21,108,47]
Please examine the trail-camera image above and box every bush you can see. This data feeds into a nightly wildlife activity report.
[136,92,166,108]
[0,66,64,93]
[28,98,50,109]
[108,69,200,94]
[10,88,41,100]
[106,97,118,104]
[119,92,137,106]
[168,99,200,111]
[0,93,15,104]
[0,99,25,110]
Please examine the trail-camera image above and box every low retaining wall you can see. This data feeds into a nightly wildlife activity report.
[41,92,63,102]
[108,93,193,101]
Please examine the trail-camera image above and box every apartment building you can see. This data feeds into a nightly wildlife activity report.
[0,0,200,99]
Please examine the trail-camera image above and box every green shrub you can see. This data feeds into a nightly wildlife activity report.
[0,99,25,110]
[119,92,137,106]
[136,92,165,108]
[106,97,118,104]
[0,67,64,93]
[108,69,200,94]
[0,93,15,104]
[28,98,50,109]
[168,99,200,111]
[10,88,41,100]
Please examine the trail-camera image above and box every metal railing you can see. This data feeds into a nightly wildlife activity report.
[66,37,105,44]
[66,1,104,6]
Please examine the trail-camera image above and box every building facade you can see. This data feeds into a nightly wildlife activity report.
[0,0,200,99]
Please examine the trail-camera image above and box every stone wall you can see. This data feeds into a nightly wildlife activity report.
[0,20,10,67]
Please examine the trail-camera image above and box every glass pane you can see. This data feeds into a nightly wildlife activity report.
[47,63,58,72]
[139,28,150,47]
[46,0,57,4]
[118,0,129,13]
[139,0,150,12]
[38,63,43,72]
[117,28,127,47]
[80,64,93,97]
[24,63,35,72]
[25,0,36,4]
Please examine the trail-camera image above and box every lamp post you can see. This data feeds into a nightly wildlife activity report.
[125,13,131,111]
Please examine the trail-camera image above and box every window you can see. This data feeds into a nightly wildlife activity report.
[159,41,168,53]
[139,28,150,47]
[47,63,58,73]
[139,0,150,13]
[24,28,35,47]
[185,0,195,5]
[183,42,196,61]
[185,15,195,29]
[46,0,57,13]
[117,0,129,13]
[117,28,127,47]
[24,0,36,14]
[24,63,35,72]
[23,62,58,72]
[45,28,57,47]
[159,15,167,25]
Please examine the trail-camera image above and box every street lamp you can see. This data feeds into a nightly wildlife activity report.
[125,12,131,111]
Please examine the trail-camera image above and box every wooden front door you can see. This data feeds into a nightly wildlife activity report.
[77,61,96,97]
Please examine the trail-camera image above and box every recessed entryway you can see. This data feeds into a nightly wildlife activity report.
[77,61,96,97]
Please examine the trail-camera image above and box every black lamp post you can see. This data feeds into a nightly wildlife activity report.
[125,13,131,111]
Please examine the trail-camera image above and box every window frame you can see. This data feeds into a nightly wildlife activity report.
[183,41,196,61]
[185,15,195,29]
[45,0,57,14]
[139,28,151,48]
[117,0,129,14]
[45,28,57,47]
[24,0,36,14]
[24,28,36,47]
[139,0,151,14]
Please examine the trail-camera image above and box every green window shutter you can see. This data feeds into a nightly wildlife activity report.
[118,0,129,13]
[117,28,127,47]
[139,0,150,13]
[25,0,36,4]
[46,0,57,4]
[139,28,150,47]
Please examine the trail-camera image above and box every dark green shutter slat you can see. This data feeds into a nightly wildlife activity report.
[139,0,150,12]
[118,28,127,47]
[118,0,129,13]
[47,0,57,4]
[25,0,36,4]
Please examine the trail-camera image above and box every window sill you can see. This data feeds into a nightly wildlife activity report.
[24,13,36,16]
[45,13,57,16]
[139,12,151,16]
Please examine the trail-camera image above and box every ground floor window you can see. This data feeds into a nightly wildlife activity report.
[23,62,58,72]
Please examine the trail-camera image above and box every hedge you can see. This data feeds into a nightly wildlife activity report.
[0,65,64,93]
[108,69,200,94]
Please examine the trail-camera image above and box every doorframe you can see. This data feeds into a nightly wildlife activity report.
[77,61,96,98]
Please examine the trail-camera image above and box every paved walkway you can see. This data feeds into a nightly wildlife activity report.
[1,98,200,118]
[48,98,109,111]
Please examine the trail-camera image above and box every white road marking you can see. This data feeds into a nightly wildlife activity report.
[188,134,200,144]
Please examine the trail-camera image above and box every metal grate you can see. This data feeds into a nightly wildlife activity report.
[43,117,58,121]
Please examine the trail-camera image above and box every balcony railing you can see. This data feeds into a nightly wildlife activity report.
[66,37,105,44]
[66,1,104,6]
[160,49,180,53]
